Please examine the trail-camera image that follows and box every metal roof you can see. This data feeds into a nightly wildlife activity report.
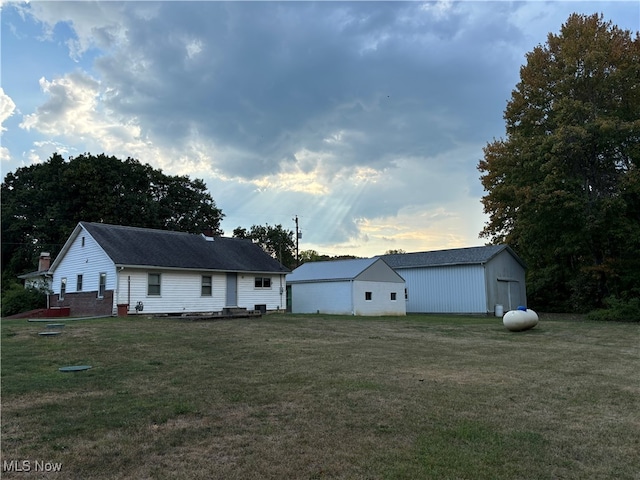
[286,257,382,283]
[53,222,290,273]
[381,245,525,269]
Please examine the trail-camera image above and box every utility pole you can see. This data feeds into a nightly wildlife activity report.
[293,215,301,266]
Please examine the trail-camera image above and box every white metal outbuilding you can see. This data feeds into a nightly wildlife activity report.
[286,258,406,316]
[381,245,527,315]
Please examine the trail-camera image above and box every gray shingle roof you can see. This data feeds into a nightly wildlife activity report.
[381,245,524,269]
[81,222,289,273]
[286,257,380,282]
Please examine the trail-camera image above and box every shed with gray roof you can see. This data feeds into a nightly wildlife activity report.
[381,245,526,314]
[286,257,406,316]
[48,222,289,316]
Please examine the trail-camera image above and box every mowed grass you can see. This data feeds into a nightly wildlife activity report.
[1,314,638,479]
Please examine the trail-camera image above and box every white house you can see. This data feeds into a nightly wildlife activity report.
[18,252,52,291]
[48,222,290,316]
[286,258,406,316]
[381,245,527,315]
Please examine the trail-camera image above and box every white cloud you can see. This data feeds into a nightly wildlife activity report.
[17,1,128,60]
[185,38,203,60]
[21,74,100,135]
[0,87,16,132]
[0,146,10,162]
[19,72,152,159]
[0,88,17,161]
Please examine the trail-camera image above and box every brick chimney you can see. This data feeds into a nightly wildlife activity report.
[38,252,51,272]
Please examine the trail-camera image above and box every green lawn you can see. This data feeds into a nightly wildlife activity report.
[1,314,638,479]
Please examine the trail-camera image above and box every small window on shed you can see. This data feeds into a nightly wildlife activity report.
[365,291,372,301]
[390,292,397,301]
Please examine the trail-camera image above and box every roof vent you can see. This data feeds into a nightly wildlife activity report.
[201,233,215,242]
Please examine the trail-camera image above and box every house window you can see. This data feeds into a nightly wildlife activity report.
[390,292,397,301]
[77,274,83,292]
[148,273,161,296]
[81,236,85,247]
[254,277,272,288]
[365,291,372,301]
[98,273,107,298]
[60,278,67,299]
[405,288,408,300]
[201,275,212,296]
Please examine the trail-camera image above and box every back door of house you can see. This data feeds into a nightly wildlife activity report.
[226,273,237,306]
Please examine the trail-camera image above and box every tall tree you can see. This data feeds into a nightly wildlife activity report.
[478,14,640,312]
[233,224,296,269]
[1,153,224,281]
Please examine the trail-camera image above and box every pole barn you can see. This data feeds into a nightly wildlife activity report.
[381,245,526,315]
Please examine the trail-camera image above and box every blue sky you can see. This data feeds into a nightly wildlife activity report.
[2,1,639,257]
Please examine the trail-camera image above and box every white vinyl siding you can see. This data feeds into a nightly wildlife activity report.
[119,270,225,314]
[51,230,116,296]
[115,271,286,314]
[238,274,285,311]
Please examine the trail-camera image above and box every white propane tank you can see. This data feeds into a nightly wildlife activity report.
[503,307,538,332]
